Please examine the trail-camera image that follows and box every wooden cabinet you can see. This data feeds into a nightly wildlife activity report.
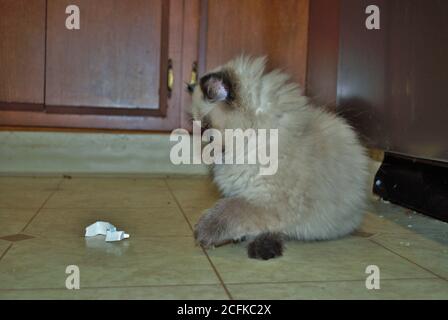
[0,0,184,131]
[45,0,168,116]
[201,0,309,86]
[0,0,46,109]
[0,0,310,131]
[307,0,448,163]
[305,0,340,107]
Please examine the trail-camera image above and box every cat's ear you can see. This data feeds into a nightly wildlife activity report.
[199,71,235,103]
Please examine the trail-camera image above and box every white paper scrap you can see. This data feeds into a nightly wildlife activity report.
[85,221,129,242]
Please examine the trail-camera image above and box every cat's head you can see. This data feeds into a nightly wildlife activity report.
[189,55,268,132]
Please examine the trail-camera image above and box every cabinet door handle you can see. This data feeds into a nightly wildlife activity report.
[186,61,198,94]
[167,59,174,98]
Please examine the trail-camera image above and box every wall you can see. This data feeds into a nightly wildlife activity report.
[0,131,208,176]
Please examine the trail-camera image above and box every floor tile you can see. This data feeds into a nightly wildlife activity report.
[0,240,11,257]
[44,189,174,209]
[180,206,211,228]
[371,233,448,279]
[0,177,60,209]
[207,237,435,284]
[0,284,228,300]
[0,191,55,209]
[0,236,219,289]
[58,177,167,193]
[167,178,220,227]
[1,176,447,300]
[0,177,61,191]
[228,278,448,299]
[0,208,37,237]
[24,206,192,238]
[366,199,448,235]
[358,212,413,236]
[43,177,174,209]
[166,177,220,208]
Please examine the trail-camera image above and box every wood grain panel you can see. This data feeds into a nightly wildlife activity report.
[0,0,46,105]
[45,0,166,114]
[337,0,388,147]
[387,0,448,162]
[180,0,201,130]
[204,0,309,86]
[0,0,184,131]
[306,0,340,107]
[338,0,448,162]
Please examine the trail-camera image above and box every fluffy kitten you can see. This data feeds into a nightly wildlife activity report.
[190,56,369,260]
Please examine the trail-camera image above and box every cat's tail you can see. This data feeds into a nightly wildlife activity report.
[247,232,284,260]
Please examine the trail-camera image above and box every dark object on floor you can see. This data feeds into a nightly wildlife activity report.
[373,153,448,223]
[247,233,284,260]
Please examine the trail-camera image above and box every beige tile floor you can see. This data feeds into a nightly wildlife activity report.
[0,176,447,300]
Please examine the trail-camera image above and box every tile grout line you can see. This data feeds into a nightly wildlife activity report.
[163,180,194,232]
[0,276,440,293]
[201,249,234,300]
[0,178,64,264]
[369,231,448,239]
[369,238,448,282]
[20,178,65,233]
[164,179,233,300]
[222,276,440,286]
[0,283,225,292]
[0,243,13,263]
[32,235,194,239]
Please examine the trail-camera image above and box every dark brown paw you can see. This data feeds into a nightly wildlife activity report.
[247,233,284,260]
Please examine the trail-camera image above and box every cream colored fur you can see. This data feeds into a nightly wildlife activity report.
[191,56,369,244]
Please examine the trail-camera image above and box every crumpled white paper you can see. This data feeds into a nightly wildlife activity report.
[85,221,130,242]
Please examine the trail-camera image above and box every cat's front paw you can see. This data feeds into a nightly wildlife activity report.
[194,211,228,249]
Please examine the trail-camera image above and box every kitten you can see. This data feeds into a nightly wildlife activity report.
[190,56,369,260]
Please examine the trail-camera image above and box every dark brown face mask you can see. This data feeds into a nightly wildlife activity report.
[199,71,236,103]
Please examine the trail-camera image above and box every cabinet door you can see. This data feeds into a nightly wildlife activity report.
[0,0,46,110]
[45,0,168,116]
[201,0,309,86]
[0,0,184,131]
